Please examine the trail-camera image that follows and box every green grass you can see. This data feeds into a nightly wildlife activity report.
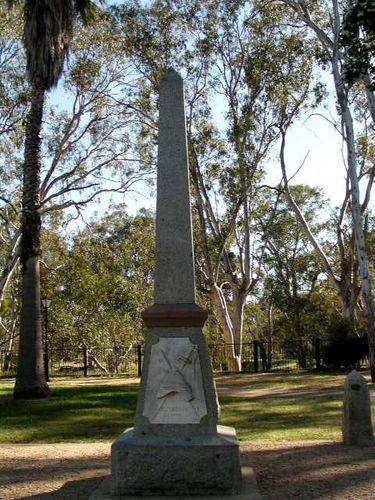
[0,372,373,443]
[219,395,344,441]
[215,371,351,391]
[0,378,138,443]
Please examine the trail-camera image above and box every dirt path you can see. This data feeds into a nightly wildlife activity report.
[217,385,375,399]
[245,440,375,499]
[0,443,109,499]
[0,441,374,499]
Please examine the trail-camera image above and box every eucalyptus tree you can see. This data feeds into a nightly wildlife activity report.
[273,0,375,379]
[261,185,326,367]
[187,1,321,370]
[0,3,26,307]
[187,3,279,371]
[341,0,375,122]
[114,0,319,371]
[8,0,101,398]
[277,80,364,324]
[39,209,154,364]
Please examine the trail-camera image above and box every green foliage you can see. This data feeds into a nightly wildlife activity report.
[341,0,375,88]
[40,208,154,353]
[0,0,374,373]
[261,186,329,344]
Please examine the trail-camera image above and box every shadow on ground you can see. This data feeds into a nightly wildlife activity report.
[0,443,110,499]
[1,373,374,442]
[1,441,374,499]
[243,440,375,499]
[0,383,137,443]
[25,476,107,499]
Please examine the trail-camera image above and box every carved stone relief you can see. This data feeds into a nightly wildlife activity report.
[143,337,207,424]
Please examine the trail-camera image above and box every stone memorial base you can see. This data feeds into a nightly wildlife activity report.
[89,471,260,500]
[108,425,241,497]
[90,456,259,499]
[90,470,260,500]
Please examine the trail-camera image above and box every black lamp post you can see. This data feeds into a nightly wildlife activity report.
[41,298,51,382]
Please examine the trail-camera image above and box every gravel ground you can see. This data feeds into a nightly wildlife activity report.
[0,441,374,499]
[245,440,375,499]
[0,443,109,499]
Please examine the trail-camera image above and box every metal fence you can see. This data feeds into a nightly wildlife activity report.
[0,344,143,379]
[0,337,369,378]
[208,339,317,373]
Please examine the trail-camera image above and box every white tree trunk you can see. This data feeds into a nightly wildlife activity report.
[279,0,375,379]
[363,73,375,126]
[0,231,20,305]
[332,58,375,380]
[211,285,242,372]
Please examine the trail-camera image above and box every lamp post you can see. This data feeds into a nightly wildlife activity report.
[136,341,142,377]
[41,298,51,382]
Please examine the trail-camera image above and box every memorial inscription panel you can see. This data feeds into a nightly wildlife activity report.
[143,337,207,424]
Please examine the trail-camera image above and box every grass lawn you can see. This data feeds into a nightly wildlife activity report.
[0,372,373,443]
[215,371,351,390]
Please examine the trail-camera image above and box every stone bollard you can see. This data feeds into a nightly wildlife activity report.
[342,370,374,446]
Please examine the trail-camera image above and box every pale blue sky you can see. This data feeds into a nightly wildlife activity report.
[104,0,354,212]
[48,0,372,232]
[272,108,346,205]
[49,78,355,232]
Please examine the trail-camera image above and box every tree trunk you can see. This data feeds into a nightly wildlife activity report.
[88,353,108,373]
[332,61,375,381]
[3,301,17,373]
[231,288,244,367]
[3,334,14,372]
[338,275,359,325]
[0,231,21,306]
[266,302,273,370]
[363,73,375,126]
[211,285,241,372]
[14,82,49,399]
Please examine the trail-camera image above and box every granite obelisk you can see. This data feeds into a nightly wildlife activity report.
[111,69,241,496]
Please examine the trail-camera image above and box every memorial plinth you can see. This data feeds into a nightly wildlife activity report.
[111,69,241,496]
[342,370,374,446]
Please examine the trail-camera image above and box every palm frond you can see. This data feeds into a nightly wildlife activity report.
[21,0,103,90]
[23,0,75,89]
[75,0,103,25]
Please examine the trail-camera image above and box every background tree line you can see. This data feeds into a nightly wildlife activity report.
[0,0,374,396]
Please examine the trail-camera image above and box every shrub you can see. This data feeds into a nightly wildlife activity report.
[322,318,368,369]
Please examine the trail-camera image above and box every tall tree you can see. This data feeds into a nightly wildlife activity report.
[0,3,26,307]
[262,185,325,367]
[341,0,375,122]
[114,0,317,371]
[188,1,320,371]
[0,8,149,308]
[275,0,375,380]
[9,0,100,398]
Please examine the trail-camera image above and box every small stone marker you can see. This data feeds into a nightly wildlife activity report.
[342,370,374,446]
[110,69,242,496]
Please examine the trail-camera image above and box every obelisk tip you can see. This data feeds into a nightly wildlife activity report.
[163,67,183,81]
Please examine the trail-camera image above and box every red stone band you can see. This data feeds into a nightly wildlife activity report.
[142,303,208,328]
